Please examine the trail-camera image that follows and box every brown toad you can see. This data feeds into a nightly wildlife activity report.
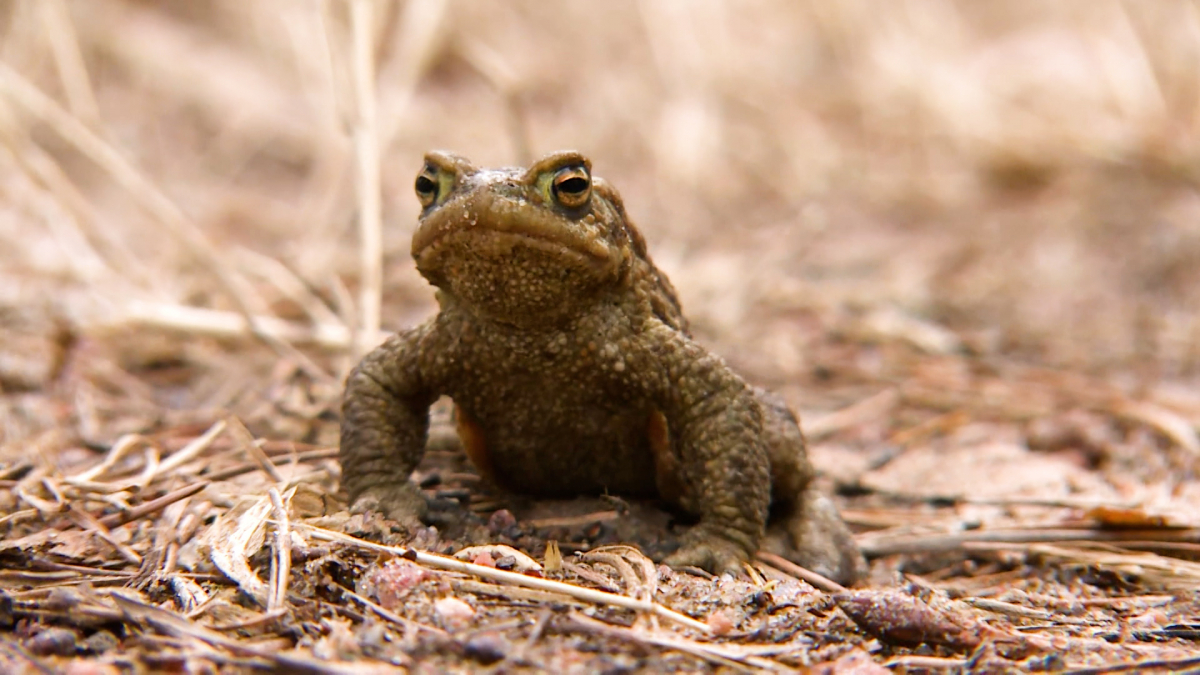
[339,150,864,583]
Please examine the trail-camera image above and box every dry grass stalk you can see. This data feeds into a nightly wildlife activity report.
[347,0,383,359]
[112,300,383,351]
[35,0,99,127]
[376,0,449,150]
[0,62,265,322]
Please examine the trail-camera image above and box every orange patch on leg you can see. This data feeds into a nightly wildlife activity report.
[648,409,685,505]
[455,404,498,484]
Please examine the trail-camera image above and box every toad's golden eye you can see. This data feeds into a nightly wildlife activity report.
[414,167,439,207]
[551,165,591,209]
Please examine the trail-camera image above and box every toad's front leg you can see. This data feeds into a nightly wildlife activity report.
[339,324,439,528]
[644,325,771,576]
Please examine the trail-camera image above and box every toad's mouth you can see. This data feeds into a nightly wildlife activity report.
[411,192,620,276]
[415,228,612,269]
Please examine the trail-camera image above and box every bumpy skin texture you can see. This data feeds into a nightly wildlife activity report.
[340,150,865,583]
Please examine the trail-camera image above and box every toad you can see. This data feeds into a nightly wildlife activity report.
[339,151,864,583]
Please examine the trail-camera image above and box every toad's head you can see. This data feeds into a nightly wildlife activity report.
[411,150,636,327]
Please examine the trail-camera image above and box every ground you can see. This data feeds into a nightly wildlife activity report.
[2,1,1200,673]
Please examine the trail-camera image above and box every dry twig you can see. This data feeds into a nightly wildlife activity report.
[298,524,713,633]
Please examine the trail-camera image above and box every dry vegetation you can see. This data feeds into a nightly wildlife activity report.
[2,1,1200,672]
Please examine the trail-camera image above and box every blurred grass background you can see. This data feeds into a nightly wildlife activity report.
[2,0,1199,426]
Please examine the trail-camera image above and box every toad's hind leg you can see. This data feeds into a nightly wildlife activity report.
[755,388,866,585]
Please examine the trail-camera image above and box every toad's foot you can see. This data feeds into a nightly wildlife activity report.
[662,525,754,576]
[762,490,865,586]
[349,481,429,530]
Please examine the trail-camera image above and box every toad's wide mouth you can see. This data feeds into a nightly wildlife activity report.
[411,189,622,277]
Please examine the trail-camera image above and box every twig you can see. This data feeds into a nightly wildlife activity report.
[348,0,382,359]
[65,429,160,482]
[68,504,141,565]
[15,468,62,516]
[859,526,1200,557]
[0,509,38,527]
[228,417,282,483]
[110,592,361,674]
[564,611,783,672]
[209,608,288,632]
[451,578,581,606]
[758,550,844,590]
[266,488,291,612]
[884,654,968,669]
[1059,654,1200,675]
[342,588,447,636]
[151,420,229,478]
[525,510,621,529]
[0,570,124,584]
[203,448,338,482]
[298,524,712,633]
[513,608,553,663]
[97,481,210,529]
[754,552,846,593]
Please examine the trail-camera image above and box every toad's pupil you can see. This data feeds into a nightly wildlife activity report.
[415,175,436,195]
[555,176,588,195]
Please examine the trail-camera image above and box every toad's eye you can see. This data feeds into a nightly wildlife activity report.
[551,165,591,209]
[415,167,440,207]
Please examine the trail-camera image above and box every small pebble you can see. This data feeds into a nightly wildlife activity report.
[434,597,475,629]
[82,630,119,654]
[28,627,79,656]
[463,632,508,664]
[365,559,430,609]
[487,509,517,534]
[706,610,735,636]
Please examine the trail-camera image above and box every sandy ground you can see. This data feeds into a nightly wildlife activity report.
[2,1,1200,672]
